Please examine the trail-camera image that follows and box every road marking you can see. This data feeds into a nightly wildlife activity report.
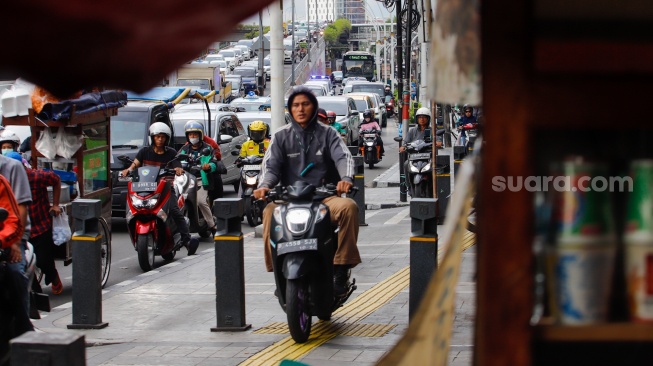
[116,280,136,287]
[383,207,410,225]
[365,210,380,219]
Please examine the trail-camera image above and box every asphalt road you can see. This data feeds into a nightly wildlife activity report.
[41,62,402,310]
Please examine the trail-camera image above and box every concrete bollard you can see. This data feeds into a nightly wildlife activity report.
[467,135,477,156]
[409,198,438,320]
[11,332,85,366]
[351,156,367,226]
[435,155,451,225]
[211,198,251,332]
[67,199,108,330]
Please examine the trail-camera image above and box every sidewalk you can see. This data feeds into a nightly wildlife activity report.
[30,161,474,366]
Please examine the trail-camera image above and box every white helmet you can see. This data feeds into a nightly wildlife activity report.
[415,107,432,120]
[149,122,172,145]
[0,129,21,149]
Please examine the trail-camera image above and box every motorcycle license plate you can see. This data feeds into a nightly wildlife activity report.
[409,153,431,160]
[131,182,157,191]
[364,134,376,138]
[242,165,261,171]
[276,238,318,255]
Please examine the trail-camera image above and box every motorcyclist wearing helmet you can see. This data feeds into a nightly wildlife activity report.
[359,109,384,157]
[384,85,392,98]
[399,107,442,153]
[0,129,21,156]
[238,120,270,161]
[178,120,219,234]
[456,104,477,146]
[324,110,347,136]
[121,122,192,248]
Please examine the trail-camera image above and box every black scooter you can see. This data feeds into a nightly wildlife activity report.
[267,182,357,343]
[233,152,266,227]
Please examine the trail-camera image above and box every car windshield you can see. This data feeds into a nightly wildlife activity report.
[238,116,272,131]
[231,102,264,112]
[229,81,241,89]
[353,99,369,112]
[307,87,325,96]
[177,79,211,90]
[333,71,342,78]
[219,51,235,58]
[317,100,348,115]
[264,59,271,66]
[234,68,256,78]
[351,84,385,98]
[111,110,149,147]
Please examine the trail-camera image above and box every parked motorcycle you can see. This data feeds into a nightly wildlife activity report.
[0,208,49,366]
[359,129,381,168]
[179,149,217,238]
[234,153,266,227]
[122,158,199,272]
[267,182,358,343]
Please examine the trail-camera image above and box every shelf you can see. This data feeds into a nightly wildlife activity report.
[534,322,653,342]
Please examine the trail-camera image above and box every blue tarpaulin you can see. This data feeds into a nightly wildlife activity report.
[126,87,214,103]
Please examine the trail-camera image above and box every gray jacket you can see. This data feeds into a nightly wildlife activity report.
[259,88,355,189]
[403,126,442,146]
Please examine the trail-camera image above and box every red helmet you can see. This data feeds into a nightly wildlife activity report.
[326,111,336,118]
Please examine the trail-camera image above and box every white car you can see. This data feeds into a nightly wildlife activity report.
[230,48,244,65]
[209,60,230,75]
[217,49,238,70]
[233,45,251,61]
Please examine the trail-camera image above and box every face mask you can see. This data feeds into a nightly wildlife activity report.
[2,149,13,156]
[189,137,200,145]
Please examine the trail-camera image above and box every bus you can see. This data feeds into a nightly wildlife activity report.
[342,51,375,81]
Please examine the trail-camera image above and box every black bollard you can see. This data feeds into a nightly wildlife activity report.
[211,198,251,332]
[11,333,85,366]
[351,156,367,226]
[435,155,451,225]
[409,198,438,320]
[67,199,108,329]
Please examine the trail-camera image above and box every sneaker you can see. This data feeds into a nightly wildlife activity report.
[333,265,351,297]
[51,273,63,295]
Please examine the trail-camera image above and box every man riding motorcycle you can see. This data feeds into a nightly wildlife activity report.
[253,86,361,296]
[121,122,192,248]
[237,120,269,162]
[178,120,219,234]
[359,109,384,158]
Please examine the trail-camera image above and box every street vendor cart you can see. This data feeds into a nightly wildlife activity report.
[2,91,126,288]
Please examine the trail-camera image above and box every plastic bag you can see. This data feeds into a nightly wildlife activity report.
[55,127,83,159]
[35,127,57,159]
[52,211,72,246]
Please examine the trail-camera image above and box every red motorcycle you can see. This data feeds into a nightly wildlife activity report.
[122,159,199,272]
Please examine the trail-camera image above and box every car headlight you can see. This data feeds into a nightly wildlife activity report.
[286,208,312,235]
[130,194,159,209]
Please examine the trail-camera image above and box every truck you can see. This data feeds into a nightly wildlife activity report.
[174,64,233,103]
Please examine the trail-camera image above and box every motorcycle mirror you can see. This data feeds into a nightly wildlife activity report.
[230,150,239,156]
[117,155,132,164]
[176,153,189,162]
[393,136,403,142]
[436,128,446,136]
[201,148,211,156]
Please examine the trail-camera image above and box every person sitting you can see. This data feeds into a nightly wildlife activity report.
[358,109,384,157]
[253,87,361,296]
[177,120,219,234]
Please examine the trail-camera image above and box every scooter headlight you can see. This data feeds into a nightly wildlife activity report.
[246,176,258,185]
[286,208,312,235]
[315,204,328,223]
[410,164,420,173]
[130,194,159,209]
[421,161,432,173]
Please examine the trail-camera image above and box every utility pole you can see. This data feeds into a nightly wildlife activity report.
[258,10,265,95]
[291,0,296,86]
[397,0,406,202]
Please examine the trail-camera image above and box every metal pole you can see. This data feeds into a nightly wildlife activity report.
[397,0,405,202]
[291,0,296,86]
[259,10,265,94]
[307,0,311,62]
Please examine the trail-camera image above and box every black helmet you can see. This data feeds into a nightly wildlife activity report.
[363,109,374,120]
[463,104,473,113]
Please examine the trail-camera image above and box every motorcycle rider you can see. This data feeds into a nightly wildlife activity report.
[359,109,384,157]
[0,129,21,156]
[237,120,270,162]
[456,104,478,146]
[178,120,219,234]
[399,107,443,196]
[253,86,361,296]
[121,123,192,249]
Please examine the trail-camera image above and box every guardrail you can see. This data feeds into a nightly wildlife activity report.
[283,37,326,95]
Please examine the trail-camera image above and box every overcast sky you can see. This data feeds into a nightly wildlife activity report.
[243,0,393,26]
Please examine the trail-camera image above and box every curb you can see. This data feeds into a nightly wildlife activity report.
[366,202,410,210]
[369,162,400,188]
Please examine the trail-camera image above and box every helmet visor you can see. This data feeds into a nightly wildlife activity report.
[250,130,266,142]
